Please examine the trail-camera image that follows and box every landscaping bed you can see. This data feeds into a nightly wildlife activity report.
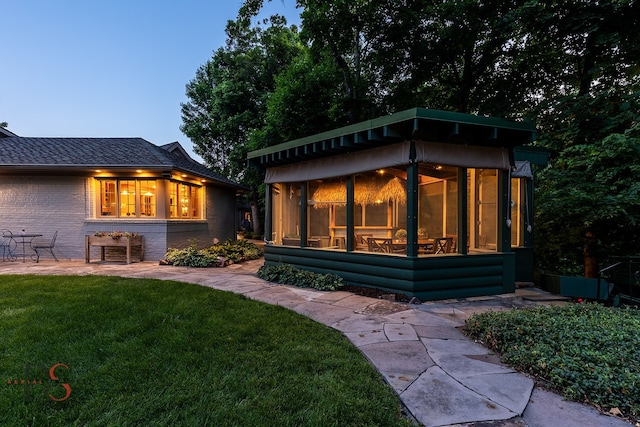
[161,239,262,267]
[465,302,640,422]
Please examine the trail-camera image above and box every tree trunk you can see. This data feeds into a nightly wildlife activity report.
[584,230,598,278]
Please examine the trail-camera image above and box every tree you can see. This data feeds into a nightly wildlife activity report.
[181,12,302,235]
[181,14,301,180]
[536,128,640,276]
[528,0,640,276]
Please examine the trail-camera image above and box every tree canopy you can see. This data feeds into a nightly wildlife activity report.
[181,0,640,275]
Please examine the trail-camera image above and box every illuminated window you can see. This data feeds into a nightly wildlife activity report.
[98,179,157,218]
[100,180,117,216]
[169,182,202,219]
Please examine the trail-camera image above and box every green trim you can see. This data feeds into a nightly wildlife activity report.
[513,146,549,165]
[248,108,536,166]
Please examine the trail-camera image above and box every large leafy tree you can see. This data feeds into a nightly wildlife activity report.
[181,14,301,180]
[181,12,302,234]
[528,0,640,276]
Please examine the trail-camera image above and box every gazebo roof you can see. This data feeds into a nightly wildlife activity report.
[248,107,536,168]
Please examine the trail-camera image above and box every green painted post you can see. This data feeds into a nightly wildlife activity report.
[458,168,468,255]
[346,176,355,251]
[406,142,418,258]
[265,184,272,242]
[300,182,307,246]
[498,169,511,253]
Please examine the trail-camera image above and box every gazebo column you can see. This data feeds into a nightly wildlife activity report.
[458,168,468,254]
[300,182,308,245]
[346,176,355,251]
[498,169,511,252]
[265,184,273,243]
[406,146,419,258]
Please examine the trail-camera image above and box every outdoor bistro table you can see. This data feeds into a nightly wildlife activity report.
[12,233,43,262]
[85,235,144,264]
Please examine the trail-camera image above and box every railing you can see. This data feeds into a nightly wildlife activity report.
[599,257,640,306]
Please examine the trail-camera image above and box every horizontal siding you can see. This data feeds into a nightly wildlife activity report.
[264,246,515,301]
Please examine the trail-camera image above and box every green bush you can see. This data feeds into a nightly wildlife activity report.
[465,303,640,419]
[257,263,344,291]
[163,240,263,267]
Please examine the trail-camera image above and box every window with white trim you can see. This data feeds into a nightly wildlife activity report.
[98,179,158,218]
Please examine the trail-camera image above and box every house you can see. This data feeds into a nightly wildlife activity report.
[0,129,245,261]
[248,108,548,301]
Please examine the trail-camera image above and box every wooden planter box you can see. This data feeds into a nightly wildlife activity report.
[85,235,144,264]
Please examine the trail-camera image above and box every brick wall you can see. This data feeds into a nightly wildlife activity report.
[1,176,239,262]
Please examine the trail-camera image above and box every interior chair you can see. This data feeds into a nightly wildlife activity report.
[367,237,391,253]
[355,233,373,250]
[1,229,16,261]
[31,230,58,263]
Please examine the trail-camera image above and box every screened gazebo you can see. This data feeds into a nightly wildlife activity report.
[248,108,547,301]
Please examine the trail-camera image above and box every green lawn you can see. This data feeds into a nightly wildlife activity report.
[1,275,410,426]
[465,302,640,420]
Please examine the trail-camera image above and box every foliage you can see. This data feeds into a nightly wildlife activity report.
[181,14,301,181]
[535,126,640,275]
[93,231,140,239]
[0,275,409,426]
[185,0,640,277]
[465,303,640,419]
[163,240,263,267]
[257,263,344,291]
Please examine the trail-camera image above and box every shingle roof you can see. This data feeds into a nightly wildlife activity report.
[0,137,243,189]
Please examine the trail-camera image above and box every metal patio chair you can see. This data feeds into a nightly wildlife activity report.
[1,229,17,261]
[31,230,58,262]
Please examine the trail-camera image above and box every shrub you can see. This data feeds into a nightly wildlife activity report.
[257,263,344,291]
[465,303,640,419]
[163,240,263,267]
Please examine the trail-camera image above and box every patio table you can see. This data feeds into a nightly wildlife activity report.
[11,233,43,262]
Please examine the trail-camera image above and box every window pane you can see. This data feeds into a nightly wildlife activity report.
[191,186,201,218]
[273,183,301,245]
[180,184,190,217]
[169,183,178,218]
[140,180,156,217]
[100,180,116,216]
[308,180,334,247]
[119,180,136,217]
[467,169,498,251]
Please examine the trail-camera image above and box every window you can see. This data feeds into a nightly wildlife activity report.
[169,182,202,219]
[271,182,301,244]
[467,169,498,251]
[99,179,157,218]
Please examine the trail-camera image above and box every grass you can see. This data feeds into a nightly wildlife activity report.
[465,302,640,421]
[1,275,410,426]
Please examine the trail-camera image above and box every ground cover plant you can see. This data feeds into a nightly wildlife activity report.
[465,302,640,421]
[257,263,344,291]
[0,275,410,426]
[162,239,262,267]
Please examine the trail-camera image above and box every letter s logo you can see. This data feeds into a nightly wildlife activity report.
[48,363,72,402]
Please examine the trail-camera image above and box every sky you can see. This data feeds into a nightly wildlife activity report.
[1,0,301,162]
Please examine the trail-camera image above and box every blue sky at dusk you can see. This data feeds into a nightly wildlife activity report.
[2,0,301,162]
